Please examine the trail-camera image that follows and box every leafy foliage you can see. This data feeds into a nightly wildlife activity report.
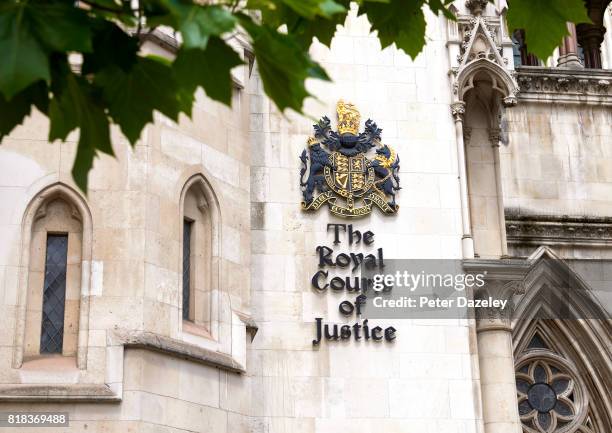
[0,0,592,191]
[359,0,427,59]
[506,0,590,61]
[173,37,243,105]
[49,71,112,189]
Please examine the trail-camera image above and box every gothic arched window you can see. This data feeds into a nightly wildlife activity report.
[18,184,92,368]
[512,252,612,433]
[514,322,611,433]
[180,175,219,334]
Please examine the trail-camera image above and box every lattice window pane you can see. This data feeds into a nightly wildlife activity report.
[40,234,68,354]
[183,221,192,321]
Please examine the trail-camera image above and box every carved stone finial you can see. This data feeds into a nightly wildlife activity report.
[465,0,488,15]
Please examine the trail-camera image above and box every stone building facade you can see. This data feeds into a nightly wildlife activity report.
[0,1,610,433]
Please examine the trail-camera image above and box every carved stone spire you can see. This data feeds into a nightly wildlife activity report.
[465,0,488,15]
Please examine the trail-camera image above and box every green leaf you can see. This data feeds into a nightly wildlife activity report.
[247,0,348,44]
[49,73,111,192]
[506,0,591,61]
[29,3,92,53]
[149,2,236,49]
[96,56,185,145]
[281,0,345,19]
[174,37,243,105]
[85,0,138,27]
[180,5,236,49]
[82,21,139,74]
[0,81,48,141]
[240,16,330,113]
[427,0,456,20]
[359,0,427,59]
[248,0,345,20]
[294,17,341,47]
[0,2,50,98]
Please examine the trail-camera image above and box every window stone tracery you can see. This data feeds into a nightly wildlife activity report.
[515,330,598,433]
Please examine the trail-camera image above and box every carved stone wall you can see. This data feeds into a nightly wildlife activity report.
[516,67,612,106]
[506,213,612,247]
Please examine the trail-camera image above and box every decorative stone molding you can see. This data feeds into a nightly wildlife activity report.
[463,259,531,332]
[451,101,466,120]
[506,213,612,247]
[457,17,501,65]
[515,66,612,105]
[449,15,519,107]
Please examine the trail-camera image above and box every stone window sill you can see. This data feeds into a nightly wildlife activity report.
[0,384,119,402]
[182,320,214,340]
[0,329,246,403]
[21,354,77,371]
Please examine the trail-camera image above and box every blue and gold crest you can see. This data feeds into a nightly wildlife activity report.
[300,101,400,217]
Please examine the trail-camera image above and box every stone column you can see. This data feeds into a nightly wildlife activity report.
[576,0,609,69]
[452,101,475,259]
[558,23,583,68]
[577,24,606,68]
[489,129,508,257]
[464,261,529,433]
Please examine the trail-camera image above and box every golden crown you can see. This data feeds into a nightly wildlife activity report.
[336,100,360,135]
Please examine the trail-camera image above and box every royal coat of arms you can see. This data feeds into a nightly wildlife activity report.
[300,100,400,217]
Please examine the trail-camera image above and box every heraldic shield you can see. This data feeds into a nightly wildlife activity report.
[300,100,400,218]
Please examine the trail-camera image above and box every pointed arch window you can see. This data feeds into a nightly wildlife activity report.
[180,177,217,332]
[24,196,84,359]
[14,184,92,370]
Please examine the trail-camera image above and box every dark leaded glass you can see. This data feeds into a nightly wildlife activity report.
[538,412,552,430]
[527,333,548,350]
[511,35,522,66]
[182,221,192,321]
[528,383,557,413]
[534,364,548,383]
[518,399,533,416]
[40,234,68,354]
[555,400,574,417]
[516,378,531,394]
[551,378,570,395]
